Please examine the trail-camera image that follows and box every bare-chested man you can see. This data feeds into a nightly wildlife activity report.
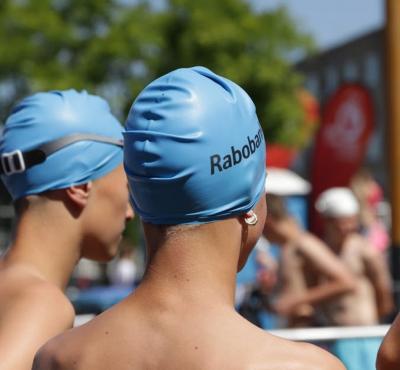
[0,90,133,370]
[33,67,345,370]
[316,187,394,370]
[263,193,356,327]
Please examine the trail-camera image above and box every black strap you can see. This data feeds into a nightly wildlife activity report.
[0,133,123,175]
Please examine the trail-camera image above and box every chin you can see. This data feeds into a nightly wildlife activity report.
[102,243,120,261]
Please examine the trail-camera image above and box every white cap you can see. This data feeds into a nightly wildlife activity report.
[315,187,360,217]
[265,167,311,196]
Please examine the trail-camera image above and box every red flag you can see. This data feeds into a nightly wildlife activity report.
[310,84,374,234]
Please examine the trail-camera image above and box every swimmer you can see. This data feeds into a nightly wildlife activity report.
[33,67,345,370]
[315,187,394,326]
[316,187,394,370]
[263,193,356,327]
[376,313,400,370]
[0,90,133,370]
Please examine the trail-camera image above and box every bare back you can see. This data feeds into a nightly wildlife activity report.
[0,264,74,370]
[34,294,344,370]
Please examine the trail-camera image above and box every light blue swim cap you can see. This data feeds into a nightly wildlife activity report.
[124,66,266,224]
[0,90,123,200]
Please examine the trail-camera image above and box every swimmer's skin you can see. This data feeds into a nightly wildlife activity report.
[34,198,345,370]
[0,268,74,370]
[319,215,394,326]
[263,195,356,326]
[275,230,356,322]
[376,313,400,370]
[0,165,133,370]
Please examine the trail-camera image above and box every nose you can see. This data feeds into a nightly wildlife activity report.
[126,202,134,221]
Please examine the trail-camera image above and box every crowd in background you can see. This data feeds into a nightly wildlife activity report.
[235,167,394,370]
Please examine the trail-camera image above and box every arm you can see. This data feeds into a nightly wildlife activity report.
[363,244,395,319]
[274,232,356,315]
[377,313,400,370]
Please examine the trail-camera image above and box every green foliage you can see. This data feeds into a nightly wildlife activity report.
[0,0,314,146]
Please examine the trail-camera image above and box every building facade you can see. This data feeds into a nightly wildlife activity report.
[295,29,388,190]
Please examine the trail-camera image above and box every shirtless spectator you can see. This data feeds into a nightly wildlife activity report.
[316,187,394,370]
[33,67,345,370]
[263,193,355,327]
[0,90,133,370]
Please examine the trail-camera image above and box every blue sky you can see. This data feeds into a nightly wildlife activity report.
[250,0,385,50]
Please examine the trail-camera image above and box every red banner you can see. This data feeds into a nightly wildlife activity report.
[310,84,374,234]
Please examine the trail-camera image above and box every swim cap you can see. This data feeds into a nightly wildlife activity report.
[0,90,123,200]
[315,187,360,217]
[124,66,266,224]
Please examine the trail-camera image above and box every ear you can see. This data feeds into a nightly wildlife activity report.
[65,182,93,209]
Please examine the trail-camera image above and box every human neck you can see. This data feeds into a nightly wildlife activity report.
[4,208,81,289]
[324,231,345,254]
[133,220,242,311]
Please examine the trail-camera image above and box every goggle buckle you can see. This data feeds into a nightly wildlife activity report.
[1,150,26,175]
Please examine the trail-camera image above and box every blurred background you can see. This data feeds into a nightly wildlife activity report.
[0,1,399,369]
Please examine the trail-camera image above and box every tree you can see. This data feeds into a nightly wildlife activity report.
[0,0,316,251]
[150,0,315,146]
[0,0,314,146]
[0,0,157,120]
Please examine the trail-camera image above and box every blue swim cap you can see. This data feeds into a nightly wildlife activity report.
[124,66,266,224]
[0,90,123,200]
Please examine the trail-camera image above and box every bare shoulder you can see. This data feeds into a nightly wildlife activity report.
[0,270,74,370]
[297,232,330,255]
[0,271,74,336]
[345,233,382,263]
[346,233,371,251]
[289,341,345,370]
[29,280,75,323]
[254,332,345,370]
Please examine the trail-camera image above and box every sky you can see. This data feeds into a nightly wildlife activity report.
[140,0,385,50]
[251,0,385,50]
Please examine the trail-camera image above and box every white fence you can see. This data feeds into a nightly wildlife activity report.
[269,325,390,342]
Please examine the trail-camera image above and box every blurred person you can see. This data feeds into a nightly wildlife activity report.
[376,313,400,370]
[237,237,279,328]
[107,246,137,286]
[316,187,394,325]
[33,67,345,370]
[0,90,133,370]
[350,168,390,253]
[72,258,103,289]
[263,193,356,328]
[237,267,279,329]
[316,187,394,370]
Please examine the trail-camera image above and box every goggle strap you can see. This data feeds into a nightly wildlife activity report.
[0,133,123,176]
